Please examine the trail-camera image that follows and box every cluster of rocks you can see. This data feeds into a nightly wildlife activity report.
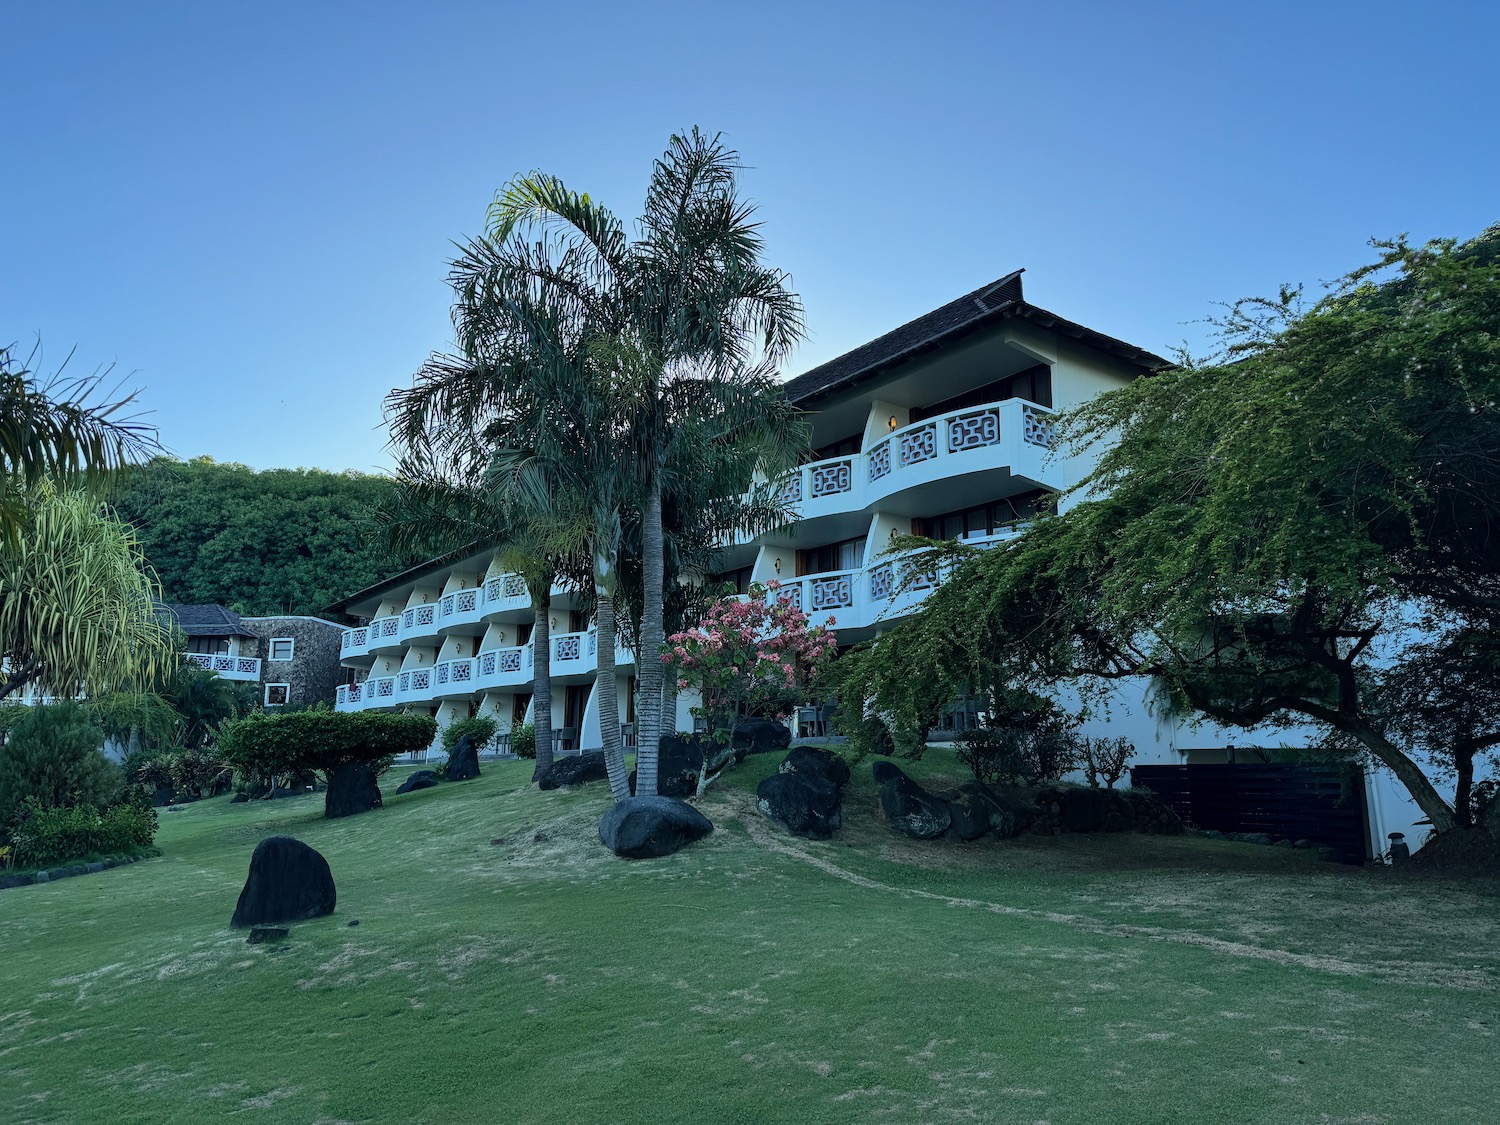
[756,746,852,838]
[597,795,714,859]
[873,763,1185,841]
[537,720,793,795]
[231,835,337,928]
[0,853,147,891]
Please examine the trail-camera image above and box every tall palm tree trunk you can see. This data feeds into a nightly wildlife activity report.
[660,675,678,738]
[595,568,630,802]
[634,486,666,797]
[531,590,554,781]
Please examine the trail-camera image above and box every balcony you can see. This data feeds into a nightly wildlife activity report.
[780,528,1022,634]
[399,602,439,644]
[368,615,403,654]
[474,644,534,690]
[433,657,476,698]
[186,652,261,682]
[340,625,374,659]
[481,573,533,620]
[772,399,1057,529]
[438,587,485,632]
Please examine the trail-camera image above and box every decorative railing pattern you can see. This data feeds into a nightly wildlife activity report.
[501,648,523,673]
[375,677,395,698]
[948,407,1000,452]
[411,669,430,690]
[869,563,894,601]
[186,653,261,678]
[1022,404,1054,447]
[867,441,891,481]
[810,574,855,611]
[478,651,498,676]
[588,632,597,656]
[378,617,399,639]
[555,634,582,661]
[898,421,937,467]
[450,659,472,683]
[810,459,852,498]
[435,662,449,685]
[779,473,802,503]
[455,589,478,614]
[398,671,411,692]
[502,574,527,598]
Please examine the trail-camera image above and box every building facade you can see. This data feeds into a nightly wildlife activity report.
[164,604,346,708]
[330,271,1428,856]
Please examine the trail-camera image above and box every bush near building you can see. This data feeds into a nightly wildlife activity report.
[218,709,436,817]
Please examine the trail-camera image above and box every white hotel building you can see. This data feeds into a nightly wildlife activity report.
[329,271,1425,858]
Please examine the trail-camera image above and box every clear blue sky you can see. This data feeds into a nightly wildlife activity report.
[3,2,1495,473]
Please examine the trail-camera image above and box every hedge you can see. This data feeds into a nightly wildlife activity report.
[218,710,438,780]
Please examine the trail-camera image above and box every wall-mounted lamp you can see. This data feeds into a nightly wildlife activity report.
[773,557,782,574]
[551,616,558,630]
[890,528,898,542]
[888,415,898,431]
[497,630,506,644]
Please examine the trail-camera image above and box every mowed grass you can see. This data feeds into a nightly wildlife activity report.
[2,752,1497,1125]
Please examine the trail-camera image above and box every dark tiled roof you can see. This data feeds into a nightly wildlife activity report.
[157,603,254,637]
[782,270,1169,406]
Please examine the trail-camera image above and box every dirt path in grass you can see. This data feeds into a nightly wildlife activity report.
[734,811,1496,991]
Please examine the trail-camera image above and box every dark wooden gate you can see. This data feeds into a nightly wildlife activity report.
[1130,763,1369,864]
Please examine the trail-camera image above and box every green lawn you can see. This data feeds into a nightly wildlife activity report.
[3,752,1496,1125]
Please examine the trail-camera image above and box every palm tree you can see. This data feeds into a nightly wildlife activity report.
[0,342,158,538]
[388,321,640,798]
[372,462,575,783]
[0,485,174,701]
[463,128,807,797]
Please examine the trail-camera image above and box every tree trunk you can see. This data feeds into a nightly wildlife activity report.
[1346,723,1457,832]
[1454,744,1476,828]
[634,486,666,797]
[595,563,630,803]
[660,674,679,739]
[531,591,554,782]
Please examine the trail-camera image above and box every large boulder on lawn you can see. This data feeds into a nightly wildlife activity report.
[978,786,1039,839]
[230,836,336,928]
[598,796,714,859]
[943,785,998,841]
[780,745,850,788]
[395,770,439,795]
[445,735,480,781]
[757,771,843,839]
[871,760,905,786]
[325,762,383,818]
[877,765,951,839]
[538,751,609,790]
[733,717,791,755]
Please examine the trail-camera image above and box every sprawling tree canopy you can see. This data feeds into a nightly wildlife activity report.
[841,227,1500,834]
[111,456,405,617]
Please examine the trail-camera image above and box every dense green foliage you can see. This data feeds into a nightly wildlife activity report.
[7,796,156,868]
[510,720,535,759]
[2,756,1497,1121]
[441,714,497,754]
[837,228,1500,832]
[218,709,437,780]
[111,456,405,616]
[0,702,122,828]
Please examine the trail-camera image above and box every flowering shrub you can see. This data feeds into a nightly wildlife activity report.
[663,581,839,794]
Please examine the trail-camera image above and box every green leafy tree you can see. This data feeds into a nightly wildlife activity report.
[110,456,406,616]
[0,701,122,828]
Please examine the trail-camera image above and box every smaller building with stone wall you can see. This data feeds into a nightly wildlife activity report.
[163,604,346,708]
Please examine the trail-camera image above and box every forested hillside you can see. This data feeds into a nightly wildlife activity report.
[112,457,407,618]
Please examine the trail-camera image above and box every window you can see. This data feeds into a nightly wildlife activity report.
[264,683,291,707]
[811,433,862,460]
[798,535,867,576]
[916,490,1054,541]
[268,637,295,661]
[710,565,754,595]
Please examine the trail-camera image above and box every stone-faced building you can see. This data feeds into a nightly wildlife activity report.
[160,604,346,708]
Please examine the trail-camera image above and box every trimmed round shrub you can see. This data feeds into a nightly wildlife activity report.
[510,721,536,760]
[441,715,497,755]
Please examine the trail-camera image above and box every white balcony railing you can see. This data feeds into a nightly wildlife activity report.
[186,652,261,682]
[772,399,1056,528]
